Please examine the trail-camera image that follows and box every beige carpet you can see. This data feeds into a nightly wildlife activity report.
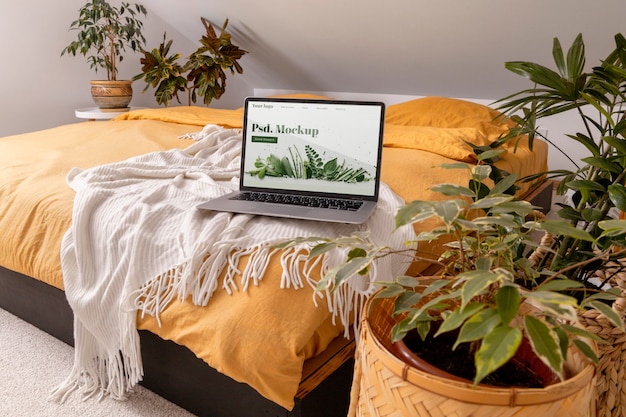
[0,308,195,417]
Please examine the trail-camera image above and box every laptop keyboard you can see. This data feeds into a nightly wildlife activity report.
[230,192,363,211]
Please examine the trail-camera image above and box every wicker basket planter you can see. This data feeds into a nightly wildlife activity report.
[348,295,597,417]
[579,262,626,417]
[533,230,626,417]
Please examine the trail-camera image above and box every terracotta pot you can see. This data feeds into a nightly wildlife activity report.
[391,327,560,388]
[90,80,133,111]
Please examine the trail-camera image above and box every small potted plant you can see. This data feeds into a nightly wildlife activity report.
[278,153,624,416]
[61,0,147,110]
[132,18,247,107]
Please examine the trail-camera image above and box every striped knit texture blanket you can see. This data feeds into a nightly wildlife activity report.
[51,125,414,402]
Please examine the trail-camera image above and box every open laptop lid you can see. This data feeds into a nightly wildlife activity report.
[240,97,386,201]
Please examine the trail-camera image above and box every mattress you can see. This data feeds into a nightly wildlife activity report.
[0,95,548,409]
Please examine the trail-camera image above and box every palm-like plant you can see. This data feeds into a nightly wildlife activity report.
[133,18,247,106]
[495,33,626,289]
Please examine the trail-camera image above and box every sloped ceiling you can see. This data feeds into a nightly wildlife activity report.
[141,0,626,106]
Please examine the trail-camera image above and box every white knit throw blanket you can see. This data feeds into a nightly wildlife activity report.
[51,125,414,402]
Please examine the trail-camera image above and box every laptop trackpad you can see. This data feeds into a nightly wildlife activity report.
[253,204,312,216]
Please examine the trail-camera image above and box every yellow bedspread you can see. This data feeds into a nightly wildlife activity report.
[0,97,547,409]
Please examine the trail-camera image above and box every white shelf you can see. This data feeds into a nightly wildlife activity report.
[75,106,144,120]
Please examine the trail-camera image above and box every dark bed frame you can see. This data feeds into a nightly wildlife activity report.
[0,265,355,417]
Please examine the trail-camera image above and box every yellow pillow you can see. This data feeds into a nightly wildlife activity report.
[385,96,513,140]
[383,124,495,162]
[113,106,245,128]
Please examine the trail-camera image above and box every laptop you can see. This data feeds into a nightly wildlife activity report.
[197,97,385,224]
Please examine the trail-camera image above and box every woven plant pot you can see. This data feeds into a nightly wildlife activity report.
[530,222,626,417]
[348,294,597,417]
[578,260,626,417]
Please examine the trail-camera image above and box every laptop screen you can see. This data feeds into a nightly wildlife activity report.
[240,97,385,200]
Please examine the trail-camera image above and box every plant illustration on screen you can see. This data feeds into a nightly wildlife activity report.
[248,145,373,183]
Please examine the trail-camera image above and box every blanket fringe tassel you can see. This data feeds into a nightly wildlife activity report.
[50,321,142,403]
[52,242,375,403]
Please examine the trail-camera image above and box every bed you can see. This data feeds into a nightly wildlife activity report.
[0,94,549,417]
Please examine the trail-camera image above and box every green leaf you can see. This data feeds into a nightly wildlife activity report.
[441,162,470,170]
[565,33,586,82]
[496,285,521,326]
[476,149,505,161]
[598,223,626,239]
[559,323,605,344]
[474,257,492,271]
[599,219,626,237]
[434,200,463,224]
[603,136,626,155]
[317,256,372,291]
[581,156,623,174]
[489,173,518,196]
[581,208,605,222]
[431,183,475,197]
[608,184,626,212]
[393,292,424,314]
[347,247,367,260]
[390,316,418,342]
[525,291,579,322]
[525,315,563,378]
[395,201,436,227]
[455,308,502,347]
[474,326,522,385]
[374,284,406,299]
[553,36,566,77]
[422,278,451,296]
[557,205,584,221]
[540,219,595,242]
[473,216,518,230]
[309,242,337,258]
[459,270,501,307]
[415,319,433,341]
[470,196,514,210]
[537,278,584,292]
[589,300,624,329]
[396,275,420,288]
[573,339,599,364]
[566,179,606,193]
[435,302,484,336]
[487,201,535,216]
[471,164,492,181]
[406,289,462,328]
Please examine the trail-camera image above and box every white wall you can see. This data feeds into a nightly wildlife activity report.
[0,0,194,137]
[1,0,625,171]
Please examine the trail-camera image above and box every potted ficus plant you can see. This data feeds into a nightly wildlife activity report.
[61,0,147,110]
[493,32,626,416]
[132,18,247,107]
[277,153,624,416]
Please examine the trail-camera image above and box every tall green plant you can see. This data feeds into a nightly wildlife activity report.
[277,155,624,386]
[494,33,626,288]
[133,18,247,106]
[61,0,147,81]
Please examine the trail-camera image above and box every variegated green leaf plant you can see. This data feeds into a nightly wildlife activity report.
[276,153,626,386]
